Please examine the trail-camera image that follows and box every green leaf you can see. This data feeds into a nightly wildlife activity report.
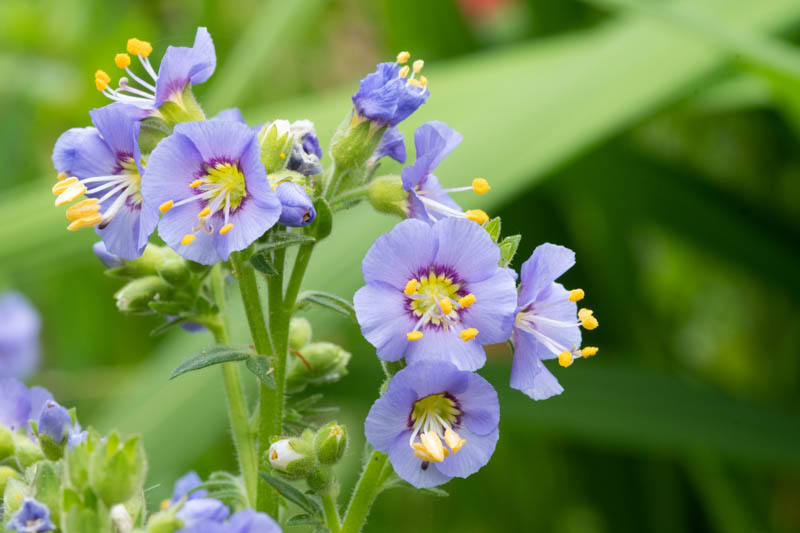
[245,355,276,388]
[295,291,356,322]
[483,217,501,242]
[250,252,279,276]
[258,473,323,517]
[304,198,332,241]
[258,231,316,253]
[169,346,251,380]
[286,514,321,526]
[498,235,521,267]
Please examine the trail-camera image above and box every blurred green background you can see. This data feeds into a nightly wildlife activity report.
[2,0,800,531]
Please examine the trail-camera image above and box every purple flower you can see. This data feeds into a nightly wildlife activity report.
[0,378,53,433]
[352,53,429,127]
[52,103,158,259]
[67,422,88,449]
[37,401,72,444]
[171,471,208,503]
[365,360,499,488]
[177,510,281,533]
[176,498,229,528]
[401,121,491,225]
[287,120,323,176]
[511,244,598,400]
[275,181,315,227]
[95,28,215,113]
[142,120,281,265]
[92,241,123,268]
[370,126,406,165]
[6,498,56,532]
[0,291,41,380]
[354,218,517,371]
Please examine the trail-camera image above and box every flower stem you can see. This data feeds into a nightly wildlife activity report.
[209,263,259,508]
[340,451,390,533]
[230,254,276,515]
[330,184,369,210]
[321,491,341,533]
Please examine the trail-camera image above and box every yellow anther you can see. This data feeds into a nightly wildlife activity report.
[465,209,489,225]
[160,499,171,511]
[472,178,490,194]
[189,179,203,188]
[558,351,573,367]
[115,53,131,69]
[66,198,100,221]
[460,328,478,341]
[57,172,67,181]
[419,431,445,462]
[270,449,278,460]
[439,298,453,315]
[406,331,423,341]
[444,428,466,453]
[181,234,196,246]
[404,279,418,295]
[412,59,424,73]
[408,78,421,88]
[67,213,103,231]
[568,289,585,302]
[458,294,476,309]
[419,75,428,88]
[578,308,598,330]
[126,38,141,55]
[126,38,152,57]
[198,206,211,218]
[95,70,111,83]
[581,346,598,358]
[397,51,411,64]
[55,183,87,206]
[52,176,79,195]
[159,200,174,213]
[138,41,153,57]
[398,65,410,78]
[95,78,109,92]
[219,223,234,235]
[280,152,286,159]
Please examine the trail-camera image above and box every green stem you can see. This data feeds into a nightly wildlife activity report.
[323,164,351,200]
[209,264,259,507]
[340,451,390,533]
[321,491,341,533]
[330,184,369,209]
[285,242,315,310]
[230,254,276,515]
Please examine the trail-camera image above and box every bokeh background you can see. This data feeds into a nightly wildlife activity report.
[2,0,800,531]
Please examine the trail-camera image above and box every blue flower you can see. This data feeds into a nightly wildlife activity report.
[0,378,53,433]
[352,52,429,127]
[176,509,281,533]
[37,401,72,444]
[287,120,323,176]
[6,498,56,532]
[353,218,517,371]
[0,291,41,380]
[142,120,282,265]
[94,28,215,113]
[401,121,491,225]
[365,360,499,488]
[171,471,208,503]
[511,244,598,400]
[52,103,158,259]
[275,181,316,227]
[370,126,407,165]
[92,241,123,268]
[175,498,229,529]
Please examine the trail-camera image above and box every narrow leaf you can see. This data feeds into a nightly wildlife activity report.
[245,355,276,388]
[258,473,323,517]
[258,231,316,253]
[250,252,279,276]
[169,346,251,379]
[295,291,356,322]
[286,514,320,526]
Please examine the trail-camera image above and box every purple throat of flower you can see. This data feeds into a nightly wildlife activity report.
[402,266,479,342]
[407,391,467,467]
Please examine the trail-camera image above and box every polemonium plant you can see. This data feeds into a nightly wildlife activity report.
[25,29,600,533]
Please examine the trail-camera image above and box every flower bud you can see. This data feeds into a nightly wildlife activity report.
[0,466,22,495]
[38,401,73,460]
[114,276,173,314]
[274,180,316,227]
[367,175,407,217]
[0,425,14,460]
[258,120,294,174]
[13,432,44,468]
[314,422,347,466]
[287,120,323,176]
[156,258,191,288]
[266,437,315,480]
[288,317,312,350]
[3,476,26,517]
[146,511,184,533]
[89,431,147,506]
[102,243,175,279]
[330,112,386,170]
[286,342,351,394]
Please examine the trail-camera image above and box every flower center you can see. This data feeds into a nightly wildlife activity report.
[408,393,466,463]
[403,271,478,342]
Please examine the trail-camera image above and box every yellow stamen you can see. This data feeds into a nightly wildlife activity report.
[95,70,111,83]
[412,59,424,73]
[160,499,170,511]
[95,78,108,92]
[67,213,103,231]
[472,178,490,194]
[581,346,598,358]
[419,431,445,462]
[397,51,411,64]
[115,53,131,69]
[578,308,598,330]
[126,38,153,57]
[568,289,585,302]
[189,179,203,188]
[458,294,476,309]
[460,328,478,341]
[408,78,421,88]
[57,172,67,181]
[439,298,453,315]
[66,198,100,221]
[558,351,573,367]
[444,428,466,453]
[465,209,489,225]
[197,206,211,218]
[398,65,410,78]
[219,223,234,235]
[159,200,174,213]
[406,331,423,341]
[404,279,418,295]
[138,41,153,57]
[55,183,87,206]
[52,176,79,195]
[419,75,428,88]
[271,449,278,460]
[181,234,196,246]
[280,152,286,159]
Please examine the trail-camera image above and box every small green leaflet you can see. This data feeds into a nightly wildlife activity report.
[498,234,521,267]
[246,355,276,388]
[169,345,252,379]
[259,473,323,517]
[295,291,356,322]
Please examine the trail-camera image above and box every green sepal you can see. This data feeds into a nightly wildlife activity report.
[158,85,206,124]
[138,116,173,154]
[32,460,62,527]
[483,217,502,242]
[329,110,386,169]
[13,431,44,468]
[0,465,23,496]
[89,431,147,506]
[498,234,522,267]
[304,198,332,241]
[39,433,65,461]
[258,122,295,174]
[314,422,347,466]
[3,476,27,517]
[288,317,312,350]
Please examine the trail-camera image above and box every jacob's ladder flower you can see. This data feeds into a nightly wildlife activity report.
[0,292,41,380]
[6,498,56,533]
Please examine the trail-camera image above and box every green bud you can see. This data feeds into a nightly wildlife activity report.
[32,460,62,526]
[62,487,111,533]
[156,258,191,288]
[306,466,335,493]
[89,432,147,506]
[0,425,14,460]
[367,175,407,217]
[330,111,386,169]
[0,466,22,495]
[3,476,27,517]
[115,276,173,313]
[39,434,65,461]
[288,317,312,350]
[65,429,92,490]
[258,120,294,173]
[146,511,183,533]
[286,342,351,394]
[266,437,316,480]
[314,422,347,466]
[106,244,174,279]
[13,432,44,468]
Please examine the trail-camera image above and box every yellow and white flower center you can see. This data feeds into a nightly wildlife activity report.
[408,393,466,463]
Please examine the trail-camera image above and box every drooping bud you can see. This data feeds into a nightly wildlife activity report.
[266,437,315,480]
[258,120,294,174]
[367,175,407,217]
[314,422,347,466]
[114,276,173,313]
[273,178,316,227]
[101,243,177,279]
[286,342,351,394]
[156,258,191,288]
[38,401,73,459]
[89,431,147,506]
[288,317,312,350]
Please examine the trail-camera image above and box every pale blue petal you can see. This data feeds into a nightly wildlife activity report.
[404,327,486,371]
[518,243,575,307]
[361,219,438,289]
[388,434,452,488]
[353,282,416,362]
[432,217,500,282]
[457,372,500,436]
[434,426,498,479]
[510,329,564,400]
[364,388,416,452]
[460,269,517,345]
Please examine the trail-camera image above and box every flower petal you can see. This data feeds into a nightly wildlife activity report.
[457,372,500,436]
[433,217,500,282]
[510,329,564,400]
[518,243,575,307]
[361,219,438,289]
[460,269,517,345]
[354,282,416,362]
[404,327,487,371]
[434,425,498,479]
[364,388,416,452]
[388,433,452,488]
[155,27,216,106]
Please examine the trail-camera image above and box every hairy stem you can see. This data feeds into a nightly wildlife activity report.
[330,184,369,210]
[322,491,341,533]
[340,451,390,533]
